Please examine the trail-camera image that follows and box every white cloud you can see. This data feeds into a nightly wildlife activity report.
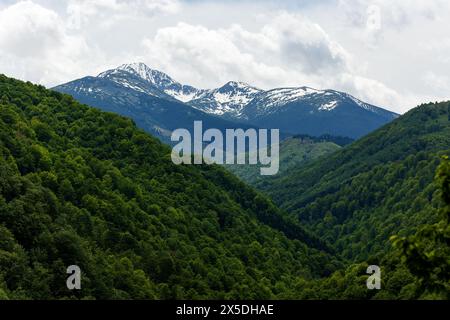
[424,72,450,93]
[140,12,404,111]
[0,1,94,85]
[141,22,284,87]
[310,0,450,111]
[0,1,62,58]
[331,74,405,110]
[260,13,349,73]
[338,0,446,29]
[142,13,348,84]
[66,0,180,27]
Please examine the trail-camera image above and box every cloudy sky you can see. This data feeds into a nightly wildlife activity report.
[1,0,450,113]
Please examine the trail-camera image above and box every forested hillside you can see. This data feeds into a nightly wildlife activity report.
[297,157,450,299]
[257,101,450,262]
[226,135,343,185]
[0,75,339,299]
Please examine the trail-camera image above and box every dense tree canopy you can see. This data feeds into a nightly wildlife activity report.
[392,156,450,298]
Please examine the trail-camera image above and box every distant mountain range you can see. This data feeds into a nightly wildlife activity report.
[54,62,399,140]
[53,66,256,144]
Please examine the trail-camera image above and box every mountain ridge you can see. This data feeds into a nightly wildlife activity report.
[55,62,398,139]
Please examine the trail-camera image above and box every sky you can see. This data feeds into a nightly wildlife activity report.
[1,0,450,113]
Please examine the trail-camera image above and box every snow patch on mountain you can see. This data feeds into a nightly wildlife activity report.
[165,89,202,103]
[211,82,261,107]
[185,81,263,117]
[346,94,377,113]
[254,87,324,110]
[319,101,338,111]
[66,81,103,95]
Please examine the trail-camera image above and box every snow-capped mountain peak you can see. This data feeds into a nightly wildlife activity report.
[217,81,261,95]
[220,81,253,89]
[98,63,178,89]
[115,63,177,88]
[97,63,200,101]
[184,81,263,117]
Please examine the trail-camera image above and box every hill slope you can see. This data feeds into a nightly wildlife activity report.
[0,75,338,299]
[226,135,344,185]
[257,101,450,261]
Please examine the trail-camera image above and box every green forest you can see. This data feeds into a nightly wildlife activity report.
[226,135,343,185]
[0,75,449,300]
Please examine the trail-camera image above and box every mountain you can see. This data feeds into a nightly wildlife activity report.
[238,87,398,138]
[187,81,262,118]
[226,134,346,185]
[101,63,201,102]
[105,63,263,118]
[255,101,450,262]
[55,63,398,140]
[53,67,255,144]
[0,75,339,299]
